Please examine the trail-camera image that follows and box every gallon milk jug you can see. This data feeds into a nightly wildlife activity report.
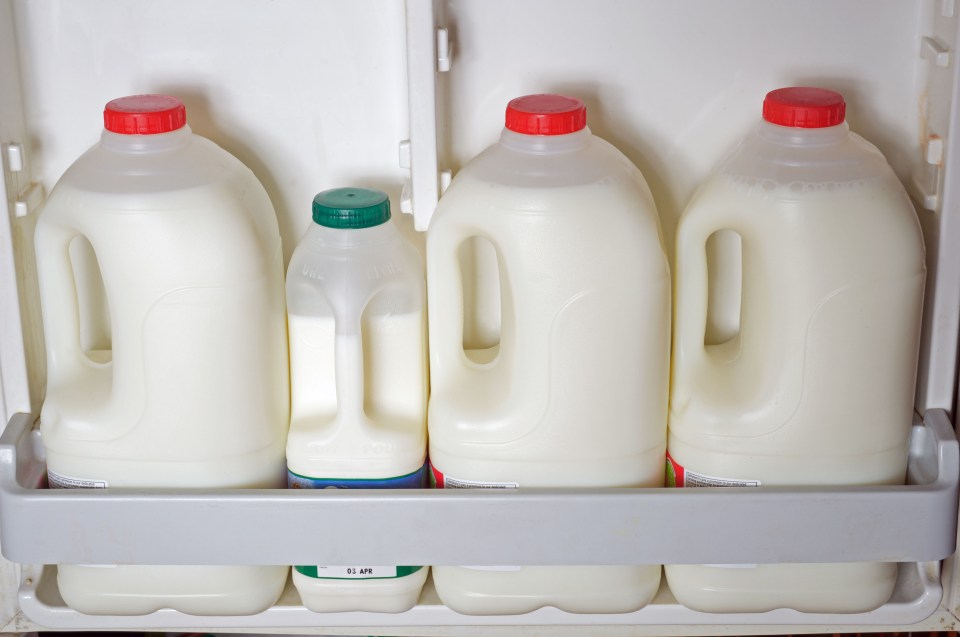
[427,94,671,615]
[286,188,428,613]
[34,95,290,616]
[665,87,926,613]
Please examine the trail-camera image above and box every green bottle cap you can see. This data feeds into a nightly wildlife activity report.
[312,188,391,229]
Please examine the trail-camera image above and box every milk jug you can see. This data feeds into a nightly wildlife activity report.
[427,94,670,615]
[665,87,926,613]
[34,95,290,615]
[286,188,428,613]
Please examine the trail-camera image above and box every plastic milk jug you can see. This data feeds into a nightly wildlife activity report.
[665,87,926,613]
[426,94,671,615]
[34,95,290,616]
[286,188,428,613]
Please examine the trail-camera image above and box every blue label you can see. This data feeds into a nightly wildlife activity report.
[288,462,428,580]
[287,463,429,489]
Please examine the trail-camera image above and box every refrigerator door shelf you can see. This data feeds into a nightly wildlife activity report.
[12,561,945,628]
[0,410,956,627]
[0,411,956,567]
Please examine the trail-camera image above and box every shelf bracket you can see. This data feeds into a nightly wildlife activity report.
[923,36,952,68]
[2,143,43,218]
[911,134,944,211]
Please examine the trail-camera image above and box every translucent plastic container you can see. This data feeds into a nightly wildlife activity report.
[666,87,927,613]
[426,94,671,615]
[33,95,289,615]
[285,188,428,613]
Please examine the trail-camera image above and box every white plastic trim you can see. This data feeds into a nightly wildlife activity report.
[917,0,960,416]
[401,0,442,231]
[0,2,32,426]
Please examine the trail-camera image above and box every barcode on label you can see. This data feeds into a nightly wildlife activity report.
[444,476,518,489]
[47,470,108,489]
[683,470,760,488]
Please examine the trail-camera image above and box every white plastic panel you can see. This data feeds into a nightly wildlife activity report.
[440,0,925,242]
[0,0,42,425]
[9,0,417,265]
[0,6,42,629]
[915,0,960,421]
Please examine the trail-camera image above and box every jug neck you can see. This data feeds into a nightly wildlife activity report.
[498,126,592,154]
[98,124,193,153]
[305,219,399,247]
[755,119,850,147]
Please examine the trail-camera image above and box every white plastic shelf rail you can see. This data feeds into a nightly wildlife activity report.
[0,409,956,628]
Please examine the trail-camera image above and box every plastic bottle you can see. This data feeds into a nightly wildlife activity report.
[286,188,428,613]
[426,94,670,615]
[665,87,926,613]
[34,95,289,615]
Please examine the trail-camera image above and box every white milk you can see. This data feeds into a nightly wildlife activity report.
[666,88,926,613]
[34,96,289,615]
[427,95,670,615]
[286,189,428,613]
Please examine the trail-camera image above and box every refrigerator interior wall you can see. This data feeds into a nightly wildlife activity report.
[1,0,960,633]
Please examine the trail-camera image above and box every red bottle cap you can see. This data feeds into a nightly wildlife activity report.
[762,87,846,128]
[103,95,187,135]
[505,94,587,136]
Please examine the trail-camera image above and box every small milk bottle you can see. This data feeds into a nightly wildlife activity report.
[34,95,289,616]
[285,188,428,613]
[426,94,671,615]
[666,87,926,613]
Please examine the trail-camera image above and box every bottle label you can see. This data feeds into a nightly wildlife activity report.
[430,465,518,489]
[431,463,520,571]
[288,463,427,580]
[666,452,761,488]
[666,452,760,568]
[287,464,429,489]
[294,565,423,579]
[47,469,108,489]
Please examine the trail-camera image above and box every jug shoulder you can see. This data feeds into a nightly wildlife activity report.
[720,124,899,187]
[54,132,257,197]
[446,133,646,192]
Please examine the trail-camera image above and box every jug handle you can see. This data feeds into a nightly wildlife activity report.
[426,215,468,393]
[427,215,494,391]
[672,199,748,409]
[333,302,368,430]
[34,220,92,385]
